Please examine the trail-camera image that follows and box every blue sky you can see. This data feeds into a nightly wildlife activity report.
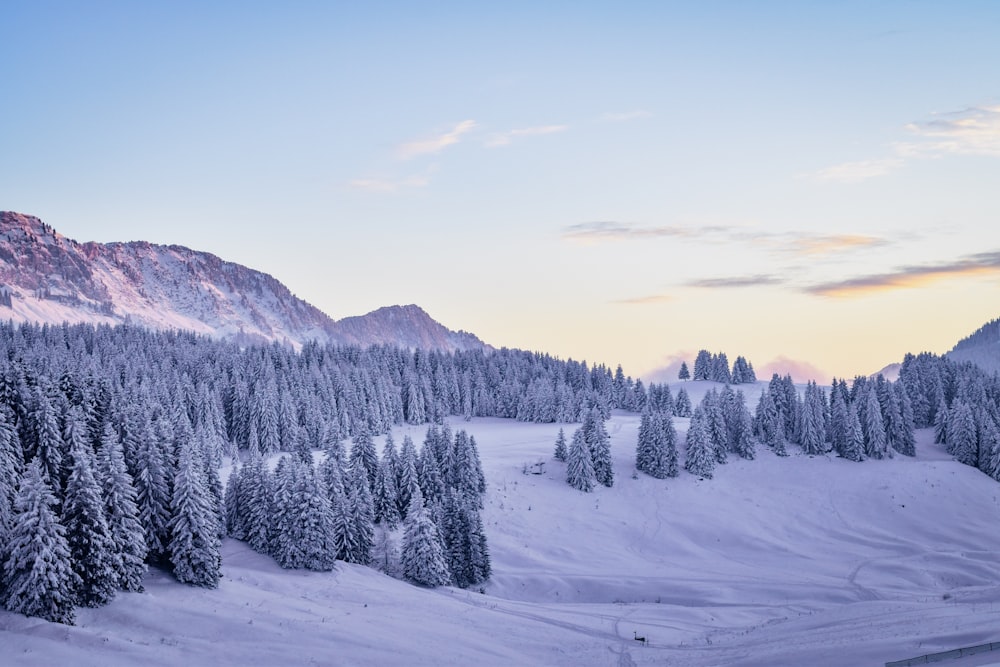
[3,1,999,381]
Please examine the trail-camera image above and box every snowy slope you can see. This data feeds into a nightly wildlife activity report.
[0,212,488,352]
[948,318,1000,376]
[4,380,1000,666]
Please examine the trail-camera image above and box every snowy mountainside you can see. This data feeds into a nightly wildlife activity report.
[0,211,487,351]
[948,317,1000,375]
[5,385,1000,666]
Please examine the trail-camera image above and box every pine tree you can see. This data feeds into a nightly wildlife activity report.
[396,436,421,520]
[350,427,379,490]
[224,463,246,540]
[168,440,221,588]
[566,428,596,492]
[348,461,375,566]
[892,383,917,457]
[693,350,712,381]
[948,401,977,466]
[678,362,690,381]
[841,403,865,462]
[553,428,568,462]
[96,422,147,592]
[240,454,273,555]
[400,487,451,588]
[373,456,402,529]
[684,408,715,479]
[62,434,118,606]
[133,422,172,560]
[2,459,81,624]
[674,387,692,418]
[862,387,890,460]
[271,461,337,571]
[0,409,22,539]
[584,408,613,487]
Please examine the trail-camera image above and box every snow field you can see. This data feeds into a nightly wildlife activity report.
[4,380,1000,666]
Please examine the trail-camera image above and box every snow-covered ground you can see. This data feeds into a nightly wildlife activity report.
[4,380,1000,666]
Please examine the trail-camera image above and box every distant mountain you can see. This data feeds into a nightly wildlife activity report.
[0,211,488,352]
[947,318,1000,375]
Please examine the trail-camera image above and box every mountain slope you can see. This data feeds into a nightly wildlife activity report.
[0,211,486,351]
[947,318,1000,375]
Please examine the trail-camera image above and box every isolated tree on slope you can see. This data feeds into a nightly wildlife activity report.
[400,487,451,588]
[62,435,118,607]
[168,439,221,588]
[566,428,596,492]
[1,459,81,625]
[678,362,690,381]
[553,428,567,462]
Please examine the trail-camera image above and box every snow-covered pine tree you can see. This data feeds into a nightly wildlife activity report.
[350,427,379,491]
[62,429,118,607]
[0,408,22,539]
[348,460,375,566]
[167,438,221,588]
[96,422,148,592]
[861,386,890,460]
[373,455,402,529]
[948,401,977,467]
[566,427,596,492]
[728,391,755,460]
[396,435,421,520]
[2,459,81,624]
[829,386,849,458]
[224,462,246,539]
[674,387,692,418]
[400,487,451,588]
[678,361,690,381]
[553,428,568,462]
[583,407,613,487]
[890,382,916,457]
[133,421,172,560]
[684,407,715,479]
[240,454,273,555]
[693,350,712,381]
[842,403,865,462]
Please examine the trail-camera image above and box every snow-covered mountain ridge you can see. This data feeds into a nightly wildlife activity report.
[0,211,486,351]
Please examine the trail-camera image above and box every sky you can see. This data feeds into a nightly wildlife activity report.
[2,1,999,382]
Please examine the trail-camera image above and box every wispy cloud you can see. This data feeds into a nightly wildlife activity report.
[612,293,673,305]
[685,275,784,289]
[811,103,1000,182]
[562,221,889,258]
[561,221,733,244]
[485,124,568,148]
[396,120,477,160]
[901,104,1000,158]
[805,249,1000,297]
[812,158,904,183]
[348,169,433,193]
[601,110,652,122]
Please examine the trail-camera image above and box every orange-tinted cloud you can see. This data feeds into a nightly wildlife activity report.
[806,250,1000,297]
[757,357,831,384]
[786,234,887,256]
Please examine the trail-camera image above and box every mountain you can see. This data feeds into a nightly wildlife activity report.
[0,211,487,352]
[947,317,1000,374]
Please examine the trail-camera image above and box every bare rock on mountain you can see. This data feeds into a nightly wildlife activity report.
[0,211,487,352]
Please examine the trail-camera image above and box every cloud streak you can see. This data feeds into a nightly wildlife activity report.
[348,168,434,193]
[396,120,477,160]
[562,221,890,258]
[685,275,784,289]
[612,293,673,305]
[805,250,1000,297]
[485,124,568,148]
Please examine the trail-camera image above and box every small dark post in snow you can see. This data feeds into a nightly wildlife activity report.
[633,631,647,646]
